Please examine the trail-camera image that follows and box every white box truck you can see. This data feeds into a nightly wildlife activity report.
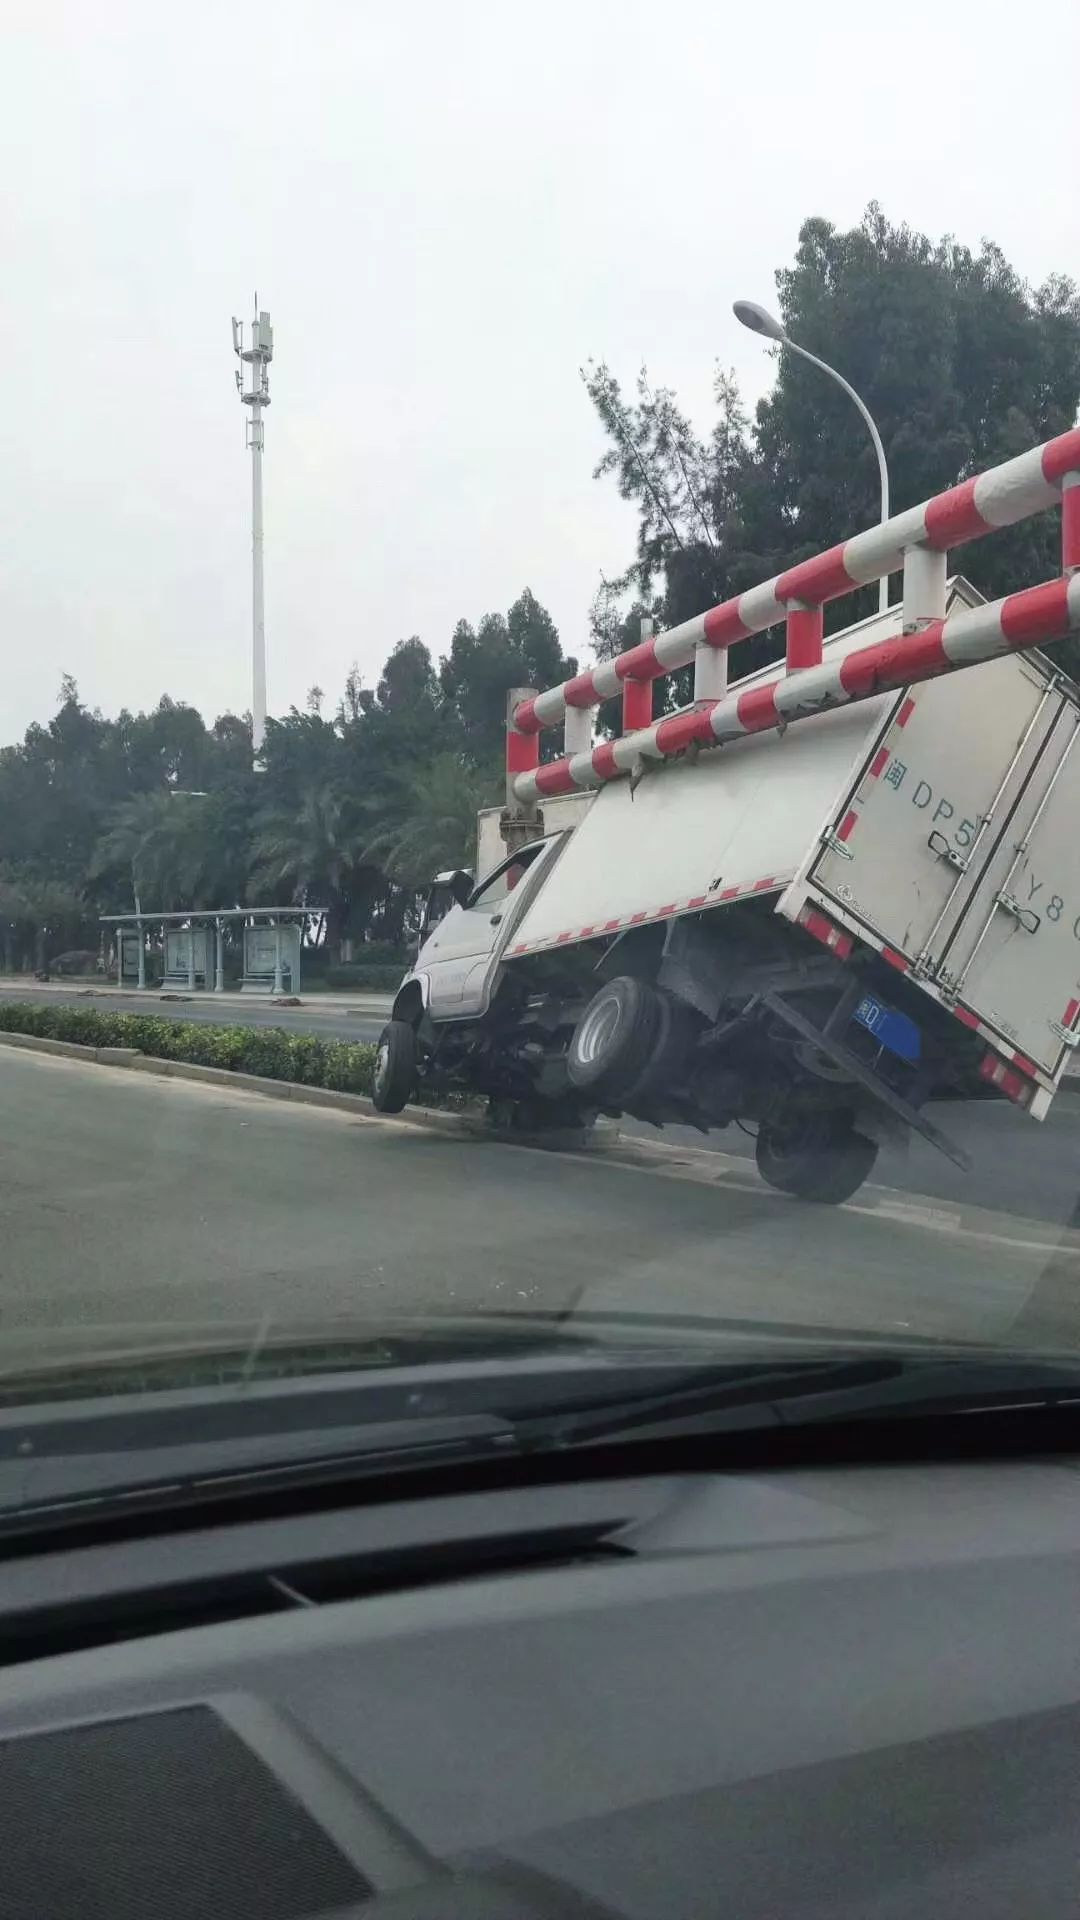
[373,588,1080,1203]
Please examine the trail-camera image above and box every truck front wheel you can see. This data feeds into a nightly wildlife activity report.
[755,1107,877,1205]
[371,1020,417,1114]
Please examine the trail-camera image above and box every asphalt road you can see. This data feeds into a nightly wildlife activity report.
[627,1098,1080,1229]
[4,981,1080,1224]
[2,1049,1080,1367]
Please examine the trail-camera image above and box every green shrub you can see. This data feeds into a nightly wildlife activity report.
[0,1002,378,1097]
[356,941,409,966]
[323,963,405,992]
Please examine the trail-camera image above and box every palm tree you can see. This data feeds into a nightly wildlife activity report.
[22,878,86,970]
[0,869,31,973]
[248,782,375,961]
[372,754,499,885]
[90,792,224,911]
[0,869,87,972]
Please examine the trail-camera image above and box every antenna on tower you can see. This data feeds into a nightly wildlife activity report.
[232,298,273,756]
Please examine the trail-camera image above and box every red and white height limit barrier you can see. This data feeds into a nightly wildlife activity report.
[508,429,1080,806]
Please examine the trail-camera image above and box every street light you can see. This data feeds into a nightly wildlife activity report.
[734,299,890,613]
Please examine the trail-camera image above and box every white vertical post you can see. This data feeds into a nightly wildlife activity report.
[187,927,196,992]
[272,920,283,995]
[233,303,272,757]
[902,545,948,632]
[251,427,266,752]
[136,919,145,990]
[1063,471,1080,575]
[694,644,728,701]
[563,705,592,758]
[214,917,225,993]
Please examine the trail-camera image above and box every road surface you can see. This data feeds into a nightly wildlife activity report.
[626,1100,1080,1230]
[2,1049,1079,1373]
[4,983,1080,1223]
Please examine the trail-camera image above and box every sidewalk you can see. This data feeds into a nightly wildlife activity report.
[0,976,395,1018]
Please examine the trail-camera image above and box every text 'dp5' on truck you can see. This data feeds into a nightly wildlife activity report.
[373,573,1080,1205]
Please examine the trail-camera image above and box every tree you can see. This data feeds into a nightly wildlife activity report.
[439,594,577,762]
[586,206,1080,680]
[756,210,1080,620]
[89,792,229,912]
[439,614,520,761]
[507,589,573,691]
[375,637,440,714]
[372,754,500,884]
[248,781,377,961]
[0,867,87,971]
[19,877,86,970]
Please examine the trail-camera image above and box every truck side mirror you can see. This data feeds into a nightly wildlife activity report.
[448,869,473,907]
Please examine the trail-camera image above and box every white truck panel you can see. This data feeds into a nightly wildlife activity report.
[499,592,946,941]
[509,697,887,953]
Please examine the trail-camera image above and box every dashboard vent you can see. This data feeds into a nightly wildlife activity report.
[0,1704,369,1920]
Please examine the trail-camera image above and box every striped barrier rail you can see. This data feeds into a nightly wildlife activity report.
[507,427,1080,806]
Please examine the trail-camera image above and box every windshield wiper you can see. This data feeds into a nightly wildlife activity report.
[509,1354,1080,1451]
[8,1351,1080,1545]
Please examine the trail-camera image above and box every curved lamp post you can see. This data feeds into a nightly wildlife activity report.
[734,299,890,614]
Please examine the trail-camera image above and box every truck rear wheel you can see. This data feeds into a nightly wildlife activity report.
[372,1020,417,1114]
[756,1107,877,1205]
[567,976,663,1103]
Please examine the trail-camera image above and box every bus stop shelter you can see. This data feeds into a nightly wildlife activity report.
[99,908,322,995]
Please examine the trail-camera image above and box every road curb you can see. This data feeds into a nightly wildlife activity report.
[0,1028,611,1153]
[0,1029,482,1137]
[0,1031,141,1067]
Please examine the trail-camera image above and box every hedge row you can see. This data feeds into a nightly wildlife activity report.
[0,1002,379,1095]
[321,963,404,991]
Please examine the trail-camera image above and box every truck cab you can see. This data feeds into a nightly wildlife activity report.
[402,838,562,1023]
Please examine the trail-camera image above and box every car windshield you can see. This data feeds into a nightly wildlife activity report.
[2,1,1080,1495]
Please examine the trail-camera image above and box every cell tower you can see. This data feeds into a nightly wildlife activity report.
[232,299,273,753]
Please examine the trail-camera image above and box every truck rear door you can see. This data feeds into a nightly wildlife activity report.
[780,649,1080,1083]
[935,698,1080,1077]
[784,653,1060,969]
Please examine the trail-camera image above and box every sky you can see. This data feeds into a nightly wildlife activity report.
[1,0,1078,743]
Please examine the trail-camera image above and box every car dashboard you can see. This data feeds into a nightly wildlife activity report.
[2,1456,1080,1918]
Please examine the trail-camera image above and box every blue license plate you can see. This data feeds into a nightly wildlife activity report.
[852,993,921,1063]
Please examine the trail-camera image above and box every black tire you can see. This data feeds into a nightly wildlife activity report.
[371,1019,417,1114]
[567,976,663,1102]
[755,1107,877,1205]
[621,993,697,1112]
